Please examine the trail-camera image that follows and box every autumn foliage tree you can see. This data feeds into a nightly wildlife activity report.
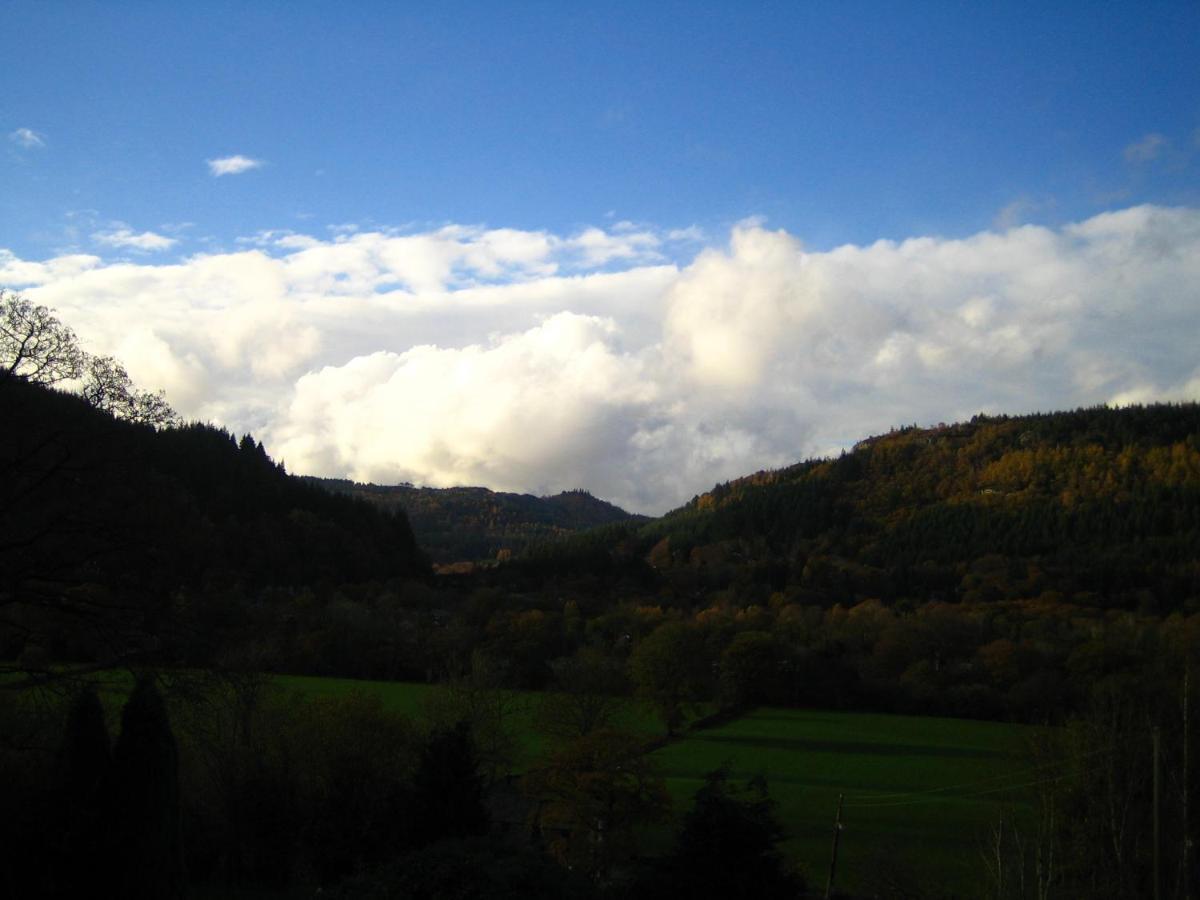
[527,728,670,882]
[630,621,708,734]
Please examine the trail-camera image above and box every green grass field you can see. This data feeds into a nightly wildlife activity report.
[271,672,440,717]
[650,707,1037,897]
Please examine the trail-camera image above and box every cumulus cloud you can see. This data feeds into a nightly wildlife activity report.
[9,127,45,148]
[93,227,178,252]
[3,209,1199,513]
[272,313,658,495]
[566,226,662,267]
[207,154,264,176]
[0,250,101,285]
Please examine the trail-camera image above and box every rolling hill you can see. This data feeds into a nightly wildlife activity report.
[308,479,644,564]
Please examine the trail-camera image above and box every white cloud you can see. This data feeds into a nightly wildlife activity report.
[3,207,1199,513]
[9,127,45,148]
[93,227,179,252]
[272,313,659,497]
[1124,133,1170,163]
[565,226,662,267]
[0,250,102,286]
[207,155,264,176]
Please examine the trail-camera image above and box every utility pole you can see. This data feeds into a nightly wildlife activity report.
[1154,725,1161,900]
[825,793,844,900]
[1185,666,1192,900]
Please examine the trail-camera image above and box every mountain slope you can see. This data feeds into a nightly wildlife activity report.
[308,479,643,563]
[1,378,427,668]
[519,404,1200,612]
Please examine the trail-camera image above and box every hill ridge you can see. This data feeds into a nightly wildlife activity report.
[306,477,644,564]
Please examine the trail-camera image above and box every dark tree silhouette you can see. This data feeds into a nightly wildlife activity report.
[649,765,804,900]
[104,675,185,899]
[81,353,179,427]
[411,721,490,846]
[53,687,112,896]
[55,685,111,799]
[0,289,85,385]
[327,836,594,900]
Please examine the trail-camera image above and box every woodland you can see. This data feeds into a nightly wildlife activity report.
[1,290,1198,898]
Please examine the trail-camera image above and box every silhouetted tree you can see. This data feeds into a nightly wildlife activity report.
[411,721,490,846]
[53,687,112,896]
[104,675,185,899]
[0,289,85,384]
[325,835,593,900]
[81,353,179,427]
[55,685,111,800]
[646,765,803,899]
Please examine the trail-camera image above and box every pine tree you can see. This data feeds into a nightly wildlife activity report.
[52,687,112,897]
[104,675,185,899]
[411,721,490,846]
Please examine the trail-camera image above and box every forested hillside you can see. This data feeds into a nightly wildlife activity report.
[0,378,427,674]
[309,479,641,563]
[520,404,1200,614]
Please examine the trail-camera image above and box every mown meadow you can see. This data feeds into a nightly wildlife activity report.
[274,674,1035,896]
[650,708,1035,896]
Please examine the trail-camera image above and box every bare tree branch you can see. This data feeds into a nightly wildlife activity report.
[0,290,85,385]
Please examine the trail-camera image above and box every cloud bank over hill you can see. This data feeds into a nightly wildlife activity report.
[3,205,1199,513]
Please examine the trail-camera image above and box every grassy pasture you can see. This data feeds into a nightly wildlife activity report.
[650,707,1037,897]
[272,673,439,717]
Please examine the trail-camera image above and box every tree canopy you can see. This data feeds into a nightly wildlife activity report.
[1,290,178,426]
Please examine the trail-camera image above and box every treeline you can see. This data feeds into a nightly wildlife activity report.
[309,579,1197,726]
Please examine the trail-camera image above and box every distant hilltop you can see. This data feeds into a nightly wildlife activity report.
[305,479,643,564]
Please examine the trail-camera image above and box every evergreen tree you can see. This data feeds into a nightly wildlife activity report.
[648,765,804,899]
[411,721,490,846]
[55,686,111,800]
[104,675,185,899]
[54,687,112,897]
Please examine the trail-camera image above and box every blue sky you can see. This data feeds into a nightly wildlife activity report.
[6,1,1197,254]
[3,2,1199,511]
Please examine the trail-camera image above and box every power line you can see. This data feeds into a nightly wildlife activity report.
[841,747,1110,809]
